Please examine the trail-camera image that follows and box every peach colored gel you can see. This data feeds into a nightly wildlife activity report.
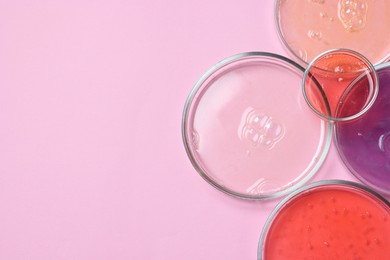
[262,184,390,259]
[276,0,390,64]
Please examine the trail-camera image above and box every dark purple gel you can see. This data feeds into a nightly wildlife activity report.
[335,65,390,195]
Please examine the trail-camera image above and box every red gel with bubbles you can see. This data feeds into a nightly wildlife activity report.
[261,183,390,259]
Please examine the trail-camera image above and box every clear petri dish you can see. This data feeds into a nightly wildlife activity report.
[302,48,378,122]
[335,62,390,196]
[275,0,390,65]
[258,180,390,259]
[182,52,331,199]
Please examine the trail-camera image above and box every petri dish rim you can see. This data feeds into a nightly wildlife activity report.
[274,0,390,66]
[274,0,309,67]
[182,52,332,200]
[334,61,390,196]
[302,48,379,122]
[257,179,390,259]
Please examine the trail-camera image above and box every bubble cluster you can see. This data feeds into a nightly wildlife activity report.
[239,108,285,149]
[338,0,368,32]
[192,129,199,150]
[307,29,323,40]
[334,65,345,73]
[320,12,335,22]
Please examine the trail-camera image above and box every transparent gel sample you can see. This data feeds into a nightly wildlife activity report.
[182,53,331,199]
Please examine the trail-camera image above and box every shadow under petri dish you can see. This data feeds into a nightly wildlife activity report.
[275,0,390,65]
[259,180,390,259]
[182,53,331,199]
[335,63,390,195]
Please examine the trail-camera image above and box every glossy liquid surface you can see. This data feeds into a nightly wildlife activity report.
[277,0,390,64]
[262,184,390,259]
[185,55,330,198]
[335,65,390,194]
[303,50,376,121]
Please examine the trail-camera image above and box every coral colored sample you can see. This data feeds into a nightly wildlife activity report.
[261,183,390,259]
[303,50,377,121]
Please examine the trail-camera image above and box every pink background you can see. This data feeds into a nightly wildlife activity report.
[0,1,357,259]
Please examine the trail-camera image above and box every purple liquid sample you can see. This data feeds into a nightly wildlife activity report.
[335,64,390,195]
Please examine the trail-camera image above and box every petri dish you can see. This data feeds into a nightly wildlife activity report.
[182,52,331,199]
[303,48,378,122]
[335,62,390,196]
[258,180,390,259]
[275,0,390,65]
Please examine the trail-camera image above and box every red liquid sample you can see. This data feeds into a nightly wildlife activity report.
[262,184,390,259]
[304,51,376,120]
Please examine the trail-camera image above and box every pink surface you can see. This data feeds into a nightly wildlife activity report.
[0,1,357,259]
